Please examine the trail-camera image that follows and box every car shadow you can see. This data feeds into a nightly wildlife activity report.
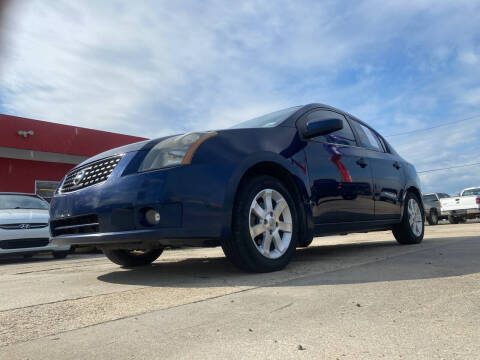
[97,236,480,288]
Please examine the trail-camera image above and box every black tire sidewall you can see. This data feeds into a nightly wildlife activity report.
[233,176,298,272]
[53,251,69,259]
[448,216,459,224]
[103,248,163,267]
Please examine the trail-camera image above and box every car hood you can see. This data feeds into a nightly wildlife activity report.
[72,128,262,170]
[73,139,153,168]
[0,209,49,224]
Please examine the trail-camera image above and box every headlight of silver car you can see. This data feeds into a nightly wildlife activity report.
[138,132,217,172]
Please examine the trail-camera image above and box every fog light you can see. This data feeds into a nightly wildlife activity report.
[145,209,161,225]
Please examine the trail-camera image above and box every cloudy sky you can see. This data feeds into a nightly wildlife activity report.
[1,0,480,194]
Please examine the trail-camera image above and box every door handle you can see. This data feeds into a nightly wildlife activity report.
[356,158,368,168]
[393,161,401,170]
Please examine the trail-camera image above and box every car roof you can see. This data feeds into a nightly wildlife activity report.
[462,186,480,191]
[282,103,374,129]
[281,103,340,126]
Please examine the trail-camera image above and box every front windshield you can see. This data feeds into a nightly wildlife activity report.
[230,106,301,129]
[462,188,480,196]
[0,195,49,210]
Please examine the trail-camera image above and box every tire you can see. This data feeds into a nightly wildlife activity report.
[448,216,459,224]
[53,251,69,259]
[221,175,298,272]
[297,234,313,248]
[427,210,438,225]
[392,192,424,245]
[103,248,163,268]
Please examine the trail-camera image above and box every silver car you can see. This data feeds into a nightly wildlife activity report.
[0,193,70,258]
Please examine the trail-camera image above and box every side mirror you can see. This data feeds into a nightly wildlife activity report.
[302,119,343,139]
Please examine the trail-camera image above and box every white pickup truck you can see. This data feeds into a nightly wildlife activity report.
[440,187,480,224]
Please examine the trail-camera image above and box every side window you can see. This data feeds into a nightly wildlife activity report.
[350,120,383,151]
[305,110,356,146]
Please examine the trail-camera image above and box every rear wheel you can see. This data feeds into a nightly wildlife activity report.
[427,210,438,225]
[448,216,459,224]
[103,248,163,268]
[221,175,298,272]
[392,192,424,245]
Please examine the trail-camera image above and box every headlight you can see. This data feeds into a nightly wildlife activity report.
[138,131,217,172]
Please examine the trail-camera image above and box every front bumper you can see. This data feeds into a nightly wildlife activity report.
[0,243,70,255]
[50,152,228,247]
[0,226,70,255]
[51,228,216,248]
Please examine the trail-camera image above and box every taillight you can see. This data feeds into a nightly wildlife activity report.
[476,198,480,205]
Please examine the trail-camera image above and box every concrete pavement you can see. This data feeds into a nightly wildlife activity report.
[1,223,479,359]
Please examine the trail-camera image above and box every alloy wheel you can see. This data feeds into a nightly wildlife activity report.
[408,198,423,236]
[248,189,293,259]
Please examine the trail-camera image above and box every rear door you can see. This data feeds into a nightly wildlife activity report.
[348,117,405,220]
[301,109,375,224]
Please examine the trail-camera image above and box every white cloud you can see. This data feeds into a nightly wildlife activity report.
[1,0,480,194]
[459,87,480,106]
[459,51,479,65]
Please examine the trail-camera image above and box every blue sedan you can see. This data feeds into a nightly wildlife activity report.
[50,103,424,272]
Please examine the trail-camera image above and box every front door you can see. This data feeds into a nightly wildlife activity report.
[301,109,375,224]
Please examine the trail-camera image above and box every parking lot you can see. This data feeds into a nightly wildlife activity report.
[1,223,479,359]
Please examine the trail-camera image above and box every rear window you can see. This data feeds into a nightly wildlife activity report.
[462,188,480,196]
[438,193,450,199]
[0,195,49,210]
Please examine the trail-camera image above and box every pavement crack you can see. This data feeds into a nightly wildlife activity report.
[270,302,293,313]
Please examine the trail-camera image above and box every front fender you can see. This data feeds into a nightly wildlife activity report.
[220,151,311,239]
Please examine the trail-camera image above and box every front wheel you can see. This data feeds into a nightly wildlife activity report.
[103,248,163,268]
[221,175,298,273]
[53,251,69,259]
[392,192,424,245]
[297,234,313,248]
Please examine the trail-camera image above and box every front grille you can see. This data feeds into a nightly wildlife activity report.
[60,155,122,193]
[50,214,99,237]
[0,238,50,249]
[0,223,48,230]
